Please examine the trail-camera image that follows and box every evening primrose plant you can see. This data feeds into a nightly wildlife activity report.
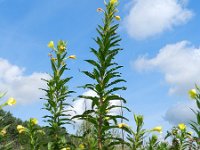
[126,114,146,150]
[41,40,75,149]
[165,123,196,150]
[0,94,16,150]
[188,87,200,149]
[73,0,130,149]
[17,118,44,150]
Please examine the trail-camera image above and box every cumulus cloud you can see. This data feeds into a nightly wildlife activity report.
[124,0,193,39]
[69,90,122,124]
[133,41,200,95]
[164,102,196,124]
[0,58,49,104]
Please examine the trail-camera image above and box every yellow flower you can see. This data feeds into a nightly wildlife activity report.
[152,126,162,133]
[79,144,85,149]
[0,129,6,136]
[59,45,65,51]
[110,0,118,5]
[188,89,197,99]
[118,123,128,128]
[38,130,45,135]
[17,125,25,133]
[115,16,121,20]
[105,117,110,120]
[48,41,54,49]
[68,55,76,59]
[7,97,16,106]
[178,123,186,130]
[51,57,57,62]
[30,118,38,125]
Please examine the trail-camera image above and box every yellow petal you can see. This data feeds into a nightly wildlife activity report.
[178,123,186,130]
[30,118,38,125]
[152,126,162,133]
[115,16,121,20]
[17,125,25,133]
[7,97,16,106]
[188,89,197,99]
[48,41,54,49]
[68,55,76,59]
[0,129,6,136]
[110,0,118,5]
[118,123,128,128]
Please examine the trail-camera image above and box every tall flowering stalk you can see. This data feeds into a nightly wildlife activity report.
[17,118,44,150]
[0,94,16,149]
[165,124,195,149]
[126,114,146,150]
[74,0,129,149]
[188,87,200,149]
[41,40,75,149]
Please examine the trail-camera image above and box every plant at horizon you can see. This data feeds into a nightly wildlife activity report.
[0,94,16,150]
[41,40,75,149]
[188,87,200,149]
[73,0,130,149]
[17,118,45,150]
[126,114,146,150]
[165,123,195,150]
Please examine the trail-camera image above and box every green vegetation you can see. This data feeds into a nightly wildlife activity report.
[0,0,199,150]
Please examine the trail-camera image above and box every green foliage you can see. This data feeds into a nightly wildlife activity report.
[73,1,129,150]
[1,1,200,150]
[126,114,146,150]
[165,125,196,150]
[41,40,75,149]
[188,85,200,149]
[16,118,45,150]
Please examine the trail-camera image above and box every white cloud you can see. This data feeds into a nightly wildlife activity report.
[69,90,122,124]
[124,0,193,39]
[0,58,49,104]
[164,102,196,125]
[133,41,200,95]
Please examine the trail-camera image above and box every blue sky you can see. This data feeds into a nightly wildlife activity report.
[0,0,200,134]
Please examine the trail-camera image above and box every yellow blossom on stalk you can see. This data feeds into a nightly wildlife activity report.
[110,0,118,5]
[79,144,85,149]
[152,126,162,133]
[48,41,54,49]
[115,16,121,20]
[118,123,128,128]
[59,45,65,51]
[178,123,186,130]
[38,130,45,135]
[0,129,6,136]
[188,89,197,99]
[30,118,38,125]
[68,55,76,59]
[17,125,25,133]
[105,117,110,120]
[51,57,57,62]
[7,97,16,106]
